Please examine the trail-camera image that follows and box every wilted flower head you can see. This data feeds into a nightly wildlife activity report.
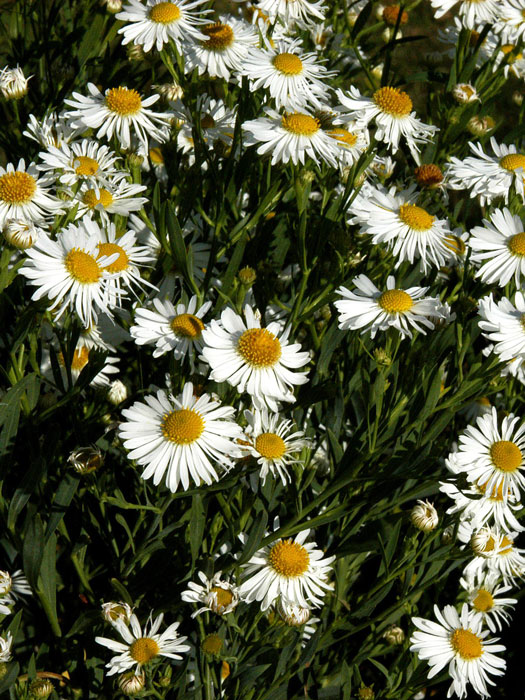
[452,83,480,104]
[410,500,439,531]
[68,446,104,474]
[201,633,224,657]
[383,624,405,645]
[101,601,133,626]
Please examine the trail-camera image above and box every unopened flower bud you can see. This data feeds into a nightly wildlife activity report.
[371,63,384,81]
[0,66,31,100]
[107,379,128,406]
[68,446,103,474]
[452,83,479,104]
[101,601,133,625]
[375,4,386,19]
[414,163,443,189]
[470,528,496,556]
[201,633,223,657]
[3,219,40,249]
[382,5,408,25]
[512,91,523,106]
[100,0,122,12]
[154,82,184,101]
[410,500,438,532]
[29,678,54,698]
[127,152,144,168]
[383,624,405,645]
[277,599,311,626]
[119,671,145,696]
[373,348,392,367]
[127,44,145,61]
[158,667,172,687]
[238,266,257,286]
[467,115,495,136]
[358,686,375,700]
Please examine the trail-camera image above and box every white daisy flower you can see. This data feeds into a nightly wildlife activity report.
[173,95,236,154]
[241,407,310,485]
[0,632,13,663]
[481,34,525,79]
[348,184,454,273]
[0,569,30,615]
[495,0,525,42]
[242,107,340,167]
[0,159,63,226]
[456,406,525,502]
[200,305,310,411]
[464,526,525,584]
[64,83,172,150]
[325,118,369,168]
[71,179,148,224]
[410,603,506,699]
[241,38,334,112]
[130,295,211,360]
[37,139,124,189]
[119,382,243,492]
[184,16,257,81]
[181,571,239,617]
[95,612,190,676]
[116,0,210,53]
[55,336,120,388]
[334,275,447,340]
[19,218,121,327]
[335,85,438,160]
[430,0,500,28]
[469,208,525,287]
[255,0,326,29]
[23,111,82,149]
[460,572,516,633]
[478,292,525,365]
[239,528,334,610]
[445,138,525,206]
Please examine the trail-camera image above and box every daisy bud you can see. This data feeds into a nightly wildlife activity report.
[0,66,31,100]
[358,687,375,700]
[383,624,405,645]
[373,348,392,367]
[29,678,54,698]
[238,266,257,287]
[100,0,122,12]
[68,446,103,474]
[452,83,479,104]
[467,115,495,136]
[154,82,184,102]
[158,667,172,687]
[410,500,439,532]
[201,633,223,657]
[277,599,311,627]
[3,219,40,249]
[108,380,128,406]
[371,63,384,81]
[101,601,133,625]
[118,671,145,696]
[470,529,495,556]
[414,163,443,189]
[127,44,145,61]
[127,153,144,168]
[382,5,408,25]
[512,91,523,106]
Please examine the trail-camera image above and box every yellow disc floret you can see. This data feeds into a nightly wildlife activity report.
[472,589,494,612]
[170,313,204,339]
[273,53,303,75]
[0,171,37,204]
[105,87,142,116]
[373,86,412,117]
[378,289,413,313]
[268,539,310,577]
[65,248,102,284]
[398,203,435,231]
[489,440,522,473]
[202,23,234,50]
[149,1,181,24]
[500,153,525,171]
[97,242,129,273]
[328,128,358,147]
[501,44,523,62]
[281,113,320,136]
[58,346,90,371]
[507,232,525,256]
[210,586,233,609]
[74,156,99,176]
[237,328,282,367]
[255,432,287,459]
[161,408,205,444]
[82,188,114,209]
[450,629,483,660]
[129,637,160,664]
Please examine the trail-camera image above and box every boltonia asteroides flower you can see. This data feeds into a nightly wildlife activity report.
[239,528,334,610]
[430,0,500,28]
[201,305,310,411]
[410,603,506,698]
[464,526,525,584]
[181,571,239,617]
[64,83,172,150]
[478,293,525,374]
[460,572,516,633]
[470,208,525,287]
[256,0,326,29]
[119,382,243,492]
[96,612,190,676]
[335,275,447,339]
[0,159,63,226]
[72,179,148,224]
[37,139,124,190]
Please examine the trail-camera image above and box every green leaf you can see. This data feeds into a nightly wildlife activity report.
[238,511,268,565]
[44,473,80,541]
[189,494,205,564]
[38,532,60,636]
[23,513,44,588]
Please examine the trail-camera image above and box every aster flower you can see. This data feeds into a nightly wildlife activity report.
[181,571,239,617]
[239,528,335,610]
[0,159,63,226]
[469,208,525,287]
[430,0,500,28]
[0,632,13,663]
[495,0,525,42]
[116,0,210,53]
[478,292,525,366]
[410,603,506,698]
[64,83,172,150]
[119,382,243,492]
[0,65,31,99]
[37,139,124,189]
[255,0,326,29]
[334,275,447,339]
[95,612,190,676]
[70,179,148,224]
[201,305,310,411]
[23,111,81,149]
[463,526,525,584]
[460,572,516,633]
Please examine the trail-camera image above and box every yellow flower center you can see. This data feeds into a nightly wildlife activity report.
[444,234,466,255]
[149,147,164,164]
[489,440,522,472]
[58,346,90,371]
[398,203,435,231]
[450,629,483,660]
[255,432,287,459]
[328,128,358,147]
[273,52,303,75]
[149,1,181,23]
[0,171,37,204]
[105,87,142,116]
[237,328,282,368]
[501,44,523,62]
[472,589,494,612]
[82,188,113,209]
[373,86,413,117]
[268,539,310,577]
[500,153,525,171]
[210,586,233,609]
[497,535,513,554]
[281,113,320,136]
[161,408,204,444]
[202,634,223,655]
[97,242,129,273]
[170,313,204,339]
[414,163,444,187]
[507,232,525,256]
[477,397,491,406]
[378,289,413,313]
[65,248,102,284]
[202,23,234,50]
[129,637,160,664]
[74,156,99,176]
[200,114,216,129]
